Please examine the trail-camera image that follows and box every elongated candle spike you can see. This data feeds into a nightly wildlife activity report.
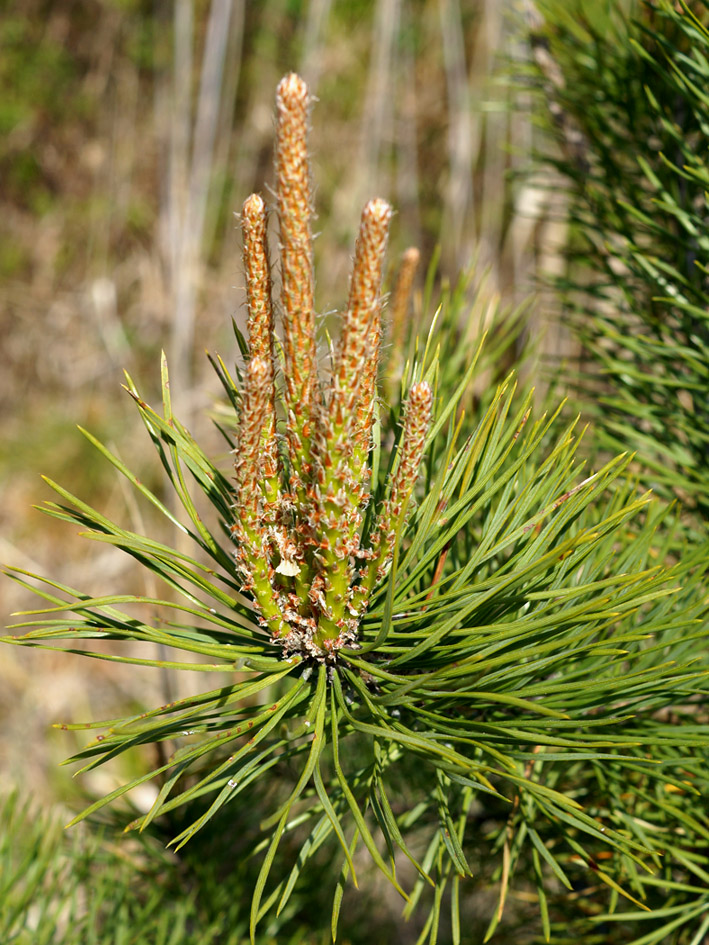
[275,74,317,423]
[242,193,281,518]
[232,356,289,639]
[334,198,393,418]
[359,380,433,601]
[273,74,321,604]
[233,357,270,525]
[388,381,432,513]
[242,194,274,368]
[389,246,420,354]
[308,199,392,649]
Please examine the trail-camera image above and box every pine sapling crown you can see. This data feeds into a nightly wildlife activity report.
[6,68,700,945]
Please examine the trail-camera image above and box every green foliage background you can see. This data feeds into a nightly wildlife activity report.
[531,0,709,521]
[523,2,709,937]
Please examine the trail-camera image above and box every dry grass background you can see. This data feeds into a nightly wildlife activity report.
[1,0,568,816]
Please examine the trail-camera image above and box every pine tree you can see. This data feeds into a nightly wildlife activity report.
[5,58,709,944]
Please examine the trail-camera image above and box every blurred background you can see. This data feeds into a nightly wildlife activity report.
[1,0,566,812]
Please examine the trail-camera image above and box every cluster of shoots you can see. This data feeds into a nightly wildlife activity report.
[231,74,430,662]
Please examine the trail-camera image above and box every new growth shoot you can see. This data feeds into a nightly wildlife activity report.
[232,74,431,663]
